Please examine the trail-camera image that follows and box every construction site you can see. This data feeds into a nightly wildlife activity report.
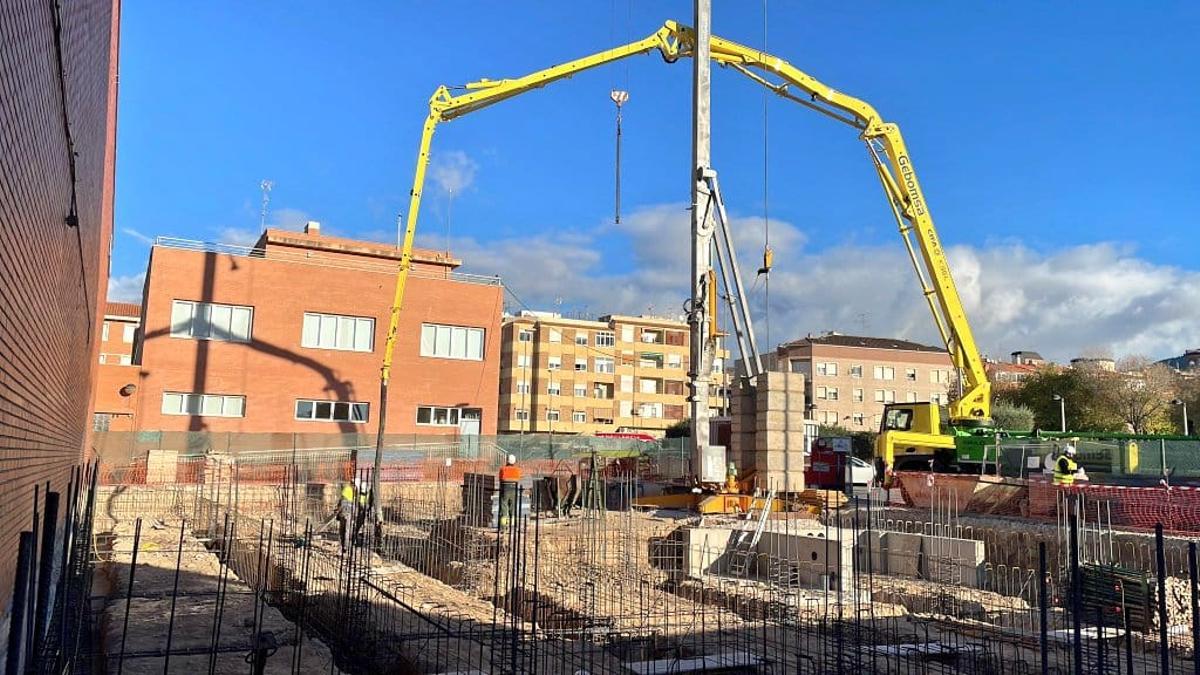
[5,1,1200,674]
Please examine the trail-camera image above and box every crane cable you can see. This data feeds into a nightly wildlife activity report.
[760,0,772,350]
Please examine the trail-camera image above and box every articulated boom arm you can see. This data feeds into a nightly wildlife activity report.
[688,28,991,421]
[381,19,990,424]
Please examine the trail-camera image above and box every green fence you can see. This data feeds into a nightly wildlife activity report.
[991,434,1200,481]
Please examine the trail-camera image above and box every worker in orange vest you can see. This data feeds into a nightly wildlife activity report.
[498,454,522,526]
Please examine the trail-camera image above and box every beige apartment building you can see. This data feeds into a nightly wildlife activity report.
[766,333,954,431]
[498,312,728,436]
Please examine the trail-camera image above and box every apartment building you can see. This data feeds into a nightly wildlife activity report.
[131,223,503,435]
[93,302,143,431]
[767,332,954,431]
[498,311,728,435]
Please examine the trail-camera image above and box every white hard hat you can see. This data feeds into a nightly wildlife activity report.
[354,477,366,490]
[507,454,517,465]
[1065,444,1077,456]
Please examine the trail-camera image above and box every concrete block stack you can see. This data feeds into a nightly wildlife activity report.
[752,371,806,492]
[728,382,757,474]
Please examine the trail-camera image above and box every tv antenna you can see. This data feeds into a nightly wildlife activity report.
[259,179,274,229]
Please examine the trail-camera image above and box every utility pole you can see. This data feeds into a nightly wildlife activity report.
[687,0,714,483]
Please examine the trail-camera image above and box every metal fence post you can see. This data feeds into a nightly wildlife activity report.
[1189,541,1199,675]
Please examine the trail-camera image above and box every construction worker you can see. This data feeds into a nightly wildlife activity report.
[338,478,369,550]
[1053,444,1079,486]
[498,454,522,526]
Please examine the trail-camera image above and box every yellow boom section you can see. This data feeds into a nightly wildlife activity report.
[381,19,989,425]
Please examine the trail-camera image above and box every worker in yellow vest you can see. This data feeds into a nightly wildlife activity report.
[1053,444,1079,486]
[338,478,369,550]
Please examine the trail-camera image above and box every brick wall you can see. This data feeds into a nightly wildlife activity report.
[0,0,119,647]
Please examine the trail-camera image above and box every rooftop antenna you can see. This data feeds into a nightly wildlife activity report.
[259,179,274,229]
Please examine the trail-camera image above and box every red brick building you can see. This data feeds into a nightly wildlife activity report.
[92,302,142,432]
[131,224,503,437]
[0,0,119,660]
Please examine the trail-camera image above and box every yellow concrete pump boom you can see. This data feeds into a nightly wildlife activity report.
[373,20,991,496]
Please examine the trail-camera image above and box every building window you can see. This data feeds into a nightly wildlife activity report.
[931,392,947,404]
[620,375,633,393]
[547,409,560,422]
[816,386,827,400]
[548,356,562,370]
[827,387,839,401]
[595,358,615,374]
[163,392,246,418]
[638,402,663,418]
[852,412,865,426]
[575,332,588,346]
[640,378,659,395]
[548,382,561,395]
[518,329,533,342]
[816,362,838,376]
[515,409,529,421]
[595,331,615,347]
[414,405,463,426]
[789,359,806,374]
[574,384,587,397]
[874,389,895,404]
[102,322,110,341]
[171,300,253,342]
[295,399,369,423]
[667,354,682,369]
[620,326,635,342]
[712,358,724,373]
[853,388,864,402]
[516,381,531,395]
[572,411,587,423]
[547,328,562,343]
[420,323,484,360]
[931,369,951,384]
[574,359,588,372]
[302,312,375,352]
[93,413,111,431]
[517,354,530,368]
[873,365,895,381]
[849,364,863,378]
[122,324,136,343]
[906,391,917,403]
[905,368,918,382]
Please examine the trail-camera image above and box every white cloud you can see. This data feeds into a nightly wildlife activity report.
[107,273,146,302]
[121,227,154,246]
[443,203,1200,363]
[429,150,477,194]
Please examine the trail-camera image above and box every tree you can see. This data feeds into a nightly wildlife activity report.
[664,418,691,439]
[991,401,1035,432]
[997,366,1124,433]
[1087,357,1177,434]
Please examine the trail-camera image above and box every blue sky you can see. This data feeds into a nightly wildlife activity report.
[112,2,1200,361]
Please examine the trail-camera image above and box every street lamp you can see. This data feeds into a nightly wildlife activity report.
[1172,399,1190,436]
[1051,394,1066,433]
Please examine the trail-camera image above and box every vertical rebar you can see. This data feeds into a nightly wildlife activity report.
[162,519,187,673]
[1039,541,1049,675]
[7,532,35,674]
[116,518,143,675]
[1191,541,1199,675]
[1071,511,1082,675]
[1157,523,1170,675]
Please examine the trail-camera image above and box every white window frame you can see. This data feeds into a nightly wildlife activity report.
[572,411,587,423]
[162,392,246,418]
[574,359,588,372]
[548,382,561,395]
[547,328,562,343]
[853,388,864,402]
[827,387,839,401]
[575,332,588,346]
[414,405,461,427]
[849,364,863,378]
[595,331,615,347]
[546,409,561,422]
[102,322,110,341]
[905,368,918,382]
[122,324,136,343]
[816,386,828,400]
[419,323,485,361]
[518,329,533,342]
[515,409,529,421]
[906,391,918,402]
[170,300,253,342]
[548,356,562,371]
[573,384,587,397]
[515,381,531,395]
[517,354,530,368]
[296,398,370,423]
[667,354,682,369]
[302,312,375,352]
[852,412,865,426]
[595,358,615,374]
